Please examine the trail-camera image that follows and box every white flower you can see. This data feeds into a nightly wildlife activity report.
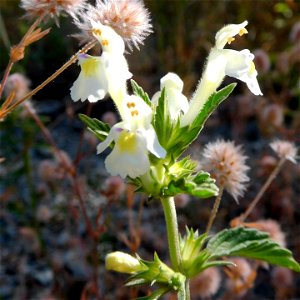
[222,49,262,96]
[70,53,107,102]
[180,21,262,127]
[97,95,166,178]
[70,22,132,103]
[152,72,189,120]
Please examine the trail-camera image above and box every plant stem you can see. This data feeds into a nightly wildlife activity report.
[161,197,182,272]
[205,185,224,234]
[0,40,96,119]
[240,157,286,222]
[0,15,44,98]
[185,279,191,300]
[161,197,191,299]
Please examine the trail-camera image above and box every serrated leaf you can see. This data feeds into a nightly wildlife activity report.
[190,83,236,131]
[189,185,218,198]
[79,113,110,142]
[168,83,236,158]
[207,227,300,272]
[79,114,110,132]
[131,79,151,106]
[163,172,218,199]
[193,171,211,184]
[153,88,174,149]
[168,157,197,178]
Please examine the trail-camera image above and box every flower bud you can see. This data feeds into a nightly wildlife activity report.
[105,251,142,274]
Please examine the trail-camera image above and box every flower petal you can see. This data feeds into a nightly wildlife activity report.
[91,20,125,54]
[215,21,248,49]
[223,49,263,96]
[142,126,166,158]
[96,125,121,154]
[105,132,150,178]
[70,54,108,102]
[121,95,152,129]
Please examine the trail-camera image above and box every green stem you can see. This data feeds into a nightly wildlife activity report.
[161,197,182,272]
[185,279,191,300]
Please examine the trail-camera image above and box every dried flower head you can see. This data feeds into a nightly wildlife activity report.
[102,176,126,202]
[21,0,86,21]
[253,49,271,74]
[4,73,30,102]
[243,219,286,247]
[271,267,294,289]
[270,140,298,164]
[225,258,255,297]
[190,267,221,298]
[202,140,250,202]
[74,0,152,49]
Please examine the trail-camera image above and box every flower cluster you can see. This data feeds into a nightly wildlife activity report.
[70,3,165,179]
[70,12,261,183]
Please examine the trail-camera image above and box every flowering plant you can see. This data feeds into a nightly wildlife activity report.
[0,1,299,299]
[76,9,299,299]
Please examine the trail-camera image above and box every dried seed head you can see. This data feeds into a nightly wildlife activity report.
[225,258,255,297]
[253,49,271,74]
[271,267,294,289]
[270,140,298,164]
[4,73,30,102]
[74,0,152,50]
[102,176,126,202]
[202,140,250,202]
[244,219,286,247]
[190,267,221,298]
[20,0,86,21]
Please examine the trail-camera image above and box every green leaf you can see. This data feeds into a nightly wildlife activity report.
[153,88,175,149]
[162,174,218,199]
[168,83,236,158]
[79,113,110,142]
[136,287,170,300]
[131,79,151,106]
[207,227,300,272]
[190,83,236,131]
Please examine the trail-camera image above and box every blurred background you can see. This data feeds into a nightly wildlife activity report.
[0,0,300,299]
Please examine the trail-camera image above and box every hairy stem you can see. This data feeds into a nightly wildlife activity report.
[161,197,182,272]
[240,157,286,222]
[205,185,224,234]
[185,279,191,300]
